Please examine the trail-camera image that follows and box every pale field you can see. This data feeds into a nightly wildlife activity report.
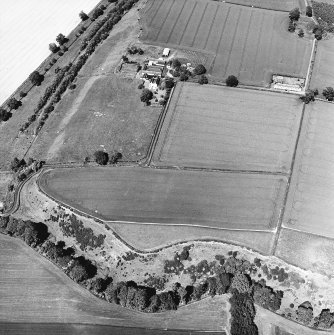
[39,166,287,230]
[109,222,275,254]
[0,0,101,104]
[255,306,325,335]
[310,38,334,93]
[283,101,334,238]
[275,228,334,276]
[141,0,312,86]
[0,233,228,331]
[152,83,303,173]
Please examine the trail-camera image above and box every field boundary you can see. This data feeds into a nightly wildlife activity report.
[271,102,307,255]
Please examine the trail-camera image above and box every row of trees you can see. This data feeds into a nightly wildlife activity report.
[300,87,334,103]
[20,0,140,134]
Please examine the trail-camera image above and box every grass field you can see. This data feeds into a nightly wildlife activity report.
[283,102,334,238]
[223,0,303,12]
[152,83,303,173]
[24,6,160,165]
[40,166,287,230]
[28,75,160,163]
[0,233,228,331]
[310,39,334,94]
[140,0,312,86]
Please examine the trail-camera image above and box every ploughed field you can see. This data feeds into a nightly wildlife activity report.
[40,167,287,230]
[140,0,312,86]
[152,83,303,173]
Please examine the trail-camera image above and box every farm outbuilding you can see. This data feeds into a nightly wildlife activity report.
[162,48,170,57]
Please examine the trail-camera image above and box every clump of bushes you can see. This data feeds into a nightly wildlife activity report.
[7,97,21,110]
[198,75,208,85]
[94,150,109,165]
[323,87,334,101]
[58,214,106,251]
[0,108,12,122]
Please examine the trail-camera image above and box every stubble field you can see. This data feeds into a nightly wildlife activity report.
[152,83,303,172]
[39,166,287,230]
[283,101,334,238]
[140,0,312,86]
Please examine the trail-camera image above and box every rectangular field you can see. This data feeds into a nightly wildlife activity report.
[283,102,334,238]
[141,0,312,86]
[40,167,287,230]
[152,83,303,172]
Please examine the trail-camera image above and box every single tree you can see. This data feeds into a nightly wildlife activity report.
[298,29,304,37]
[92,7,103,19]
[323,87,334,101]
[226,75,239,87]
[56,33,67,46]
[289,7,300,21]
[49,43,59,53]
[165,79,174,89]
[79,10,89,21]
[7,97,21,110]
[94,150,109,165]
[193,64,206,75]
[306,6,312,17]
[29,71,44,86]
[198,75,208,85]
[172,58,181,69]
[0,108,11,122]
[140,89,153,105]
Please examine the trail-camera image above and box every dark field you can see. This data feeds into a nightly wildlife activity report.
[40,166,287,230]
[141,0,312,86]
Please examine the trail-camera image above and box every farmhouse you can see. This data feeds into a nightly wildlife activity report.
[141,65,163,78]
